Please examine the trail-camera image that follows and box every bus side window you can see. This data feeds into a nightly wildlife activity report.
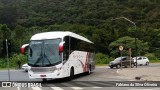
[63,36,70,61]
[29,47,32,57]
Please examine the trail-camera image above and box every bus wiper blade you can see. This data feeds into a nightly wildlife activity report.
[33,54,43,66]
[43,53,52,65]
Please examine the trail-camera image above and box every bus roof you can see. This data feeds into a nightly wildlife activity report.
[30,31,93,43]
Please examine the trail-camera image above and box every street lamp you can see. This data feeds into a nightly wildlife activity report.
[112,17,138,68]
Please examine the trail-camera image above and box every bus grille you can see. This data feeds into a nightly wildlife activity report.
[31,67,56,73]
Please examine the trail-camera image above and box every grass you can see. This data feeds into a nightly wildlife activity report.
[96,64,107,66]
[150,60,160,63]
[0,67,18,70]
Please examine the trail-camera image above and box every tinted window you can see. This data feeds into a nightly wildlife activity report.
[138,57,142,60]
[28,39,61,66]
[122,57,127,61]
[143,57,147,59]
[63,36,94,61]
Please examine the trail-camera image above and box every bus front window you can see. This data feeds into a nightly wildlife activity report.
[28,39,62,67]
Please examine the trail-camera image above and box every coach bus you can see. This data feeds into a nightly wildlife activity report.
[21,31,95,81]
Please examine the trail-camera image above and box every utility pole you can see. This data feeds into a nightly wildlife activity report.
[5,39,10,81]
[112,17,137,68]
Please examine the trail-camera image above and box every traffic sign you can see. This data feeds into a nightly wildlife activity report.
[119,45,123,51]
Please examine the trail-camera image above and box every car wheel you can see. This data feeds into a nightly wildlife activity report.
[131,63,134,68]
[116,65,121,69]
[145,62,149,66]
[134,62,137,66]
[110,66,113,69]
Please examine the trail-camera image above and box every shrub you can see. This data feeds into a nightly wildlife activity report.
[0,58,7,68]
[95,53,113,64]
[144,53,157,60]
[144,53,160,63]
[0,54,27,68]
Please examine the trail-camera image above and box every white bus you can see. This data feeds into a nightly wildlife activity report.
[21,31,95,81]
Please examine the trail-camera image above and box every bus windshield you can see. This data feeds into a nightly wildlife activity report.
[28,39,61,67]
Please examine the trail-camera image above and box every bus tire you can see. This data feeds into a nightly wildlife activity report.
[87,65,91,75]
[69,67,74,81]
[42,79,47,82]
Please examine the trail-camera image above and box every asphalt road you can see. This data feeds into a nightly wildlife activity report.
[0,63,159,90]
[1,87,160,90]
[0,65,125,81]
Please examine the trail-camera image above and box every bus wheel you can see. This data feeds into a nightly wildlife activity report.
[69,68,74,81]
[42,79,47,82]
[87,65,91,75]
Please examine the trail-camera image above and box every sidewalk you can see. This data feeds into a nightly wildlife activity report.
[117,67,160,81]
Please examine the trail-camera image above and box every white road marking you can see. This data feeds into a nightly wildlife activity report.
[92,87,102,88]
[31,87,42,90]
[17,87,20,90]
[50,87,64,90]
[70,87,83,90]
[62,83,83,90]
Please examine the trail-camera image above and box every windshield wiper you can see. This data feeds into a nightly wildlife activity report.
[43,52,52,66]
[33,49,43,67]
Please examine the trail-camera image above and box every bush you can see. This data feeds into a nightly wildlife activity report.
[144,53,158,60]
[9,54,27,68]
[0,58,7,68]
[0,54,27,68]
[144,53,160,63]
[95,53,113,64]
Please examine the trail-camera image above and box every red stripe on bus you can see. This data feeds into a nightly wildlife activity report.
[84,52,89,72]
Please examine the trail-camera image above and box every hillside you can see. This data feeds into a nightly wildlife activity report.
[0,0,160,58]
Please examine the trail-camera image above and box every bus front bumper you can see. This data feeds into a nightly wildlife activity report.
[28,71,62,79]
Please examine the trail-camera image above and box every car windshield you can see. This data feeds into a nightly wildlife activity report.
[28,39,61,67]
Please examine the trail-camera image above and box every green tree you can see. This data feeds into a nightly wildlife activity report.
[109,36,149,57]
[0,24,12,57]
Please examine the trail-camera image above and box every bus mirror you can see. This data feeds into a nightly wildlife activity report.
[59,42,65,53]
[20,44,29,54]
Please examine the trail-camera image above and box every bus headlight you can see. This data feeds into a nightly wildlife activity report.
[49,67,61,72]
[49,67,56,72]
[56,67,62,71]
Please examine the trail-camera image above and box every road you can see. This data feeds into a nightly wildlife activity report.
[0,63,159,90]
[0,65,126,81]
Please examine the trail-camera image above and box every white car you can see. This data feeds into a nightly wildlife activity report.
[133,56,149,66]
[21,63,30,72]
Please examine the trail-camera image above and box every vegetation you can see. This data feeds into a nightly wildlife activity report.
[0,0,160,66]
[0,54,26,69]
